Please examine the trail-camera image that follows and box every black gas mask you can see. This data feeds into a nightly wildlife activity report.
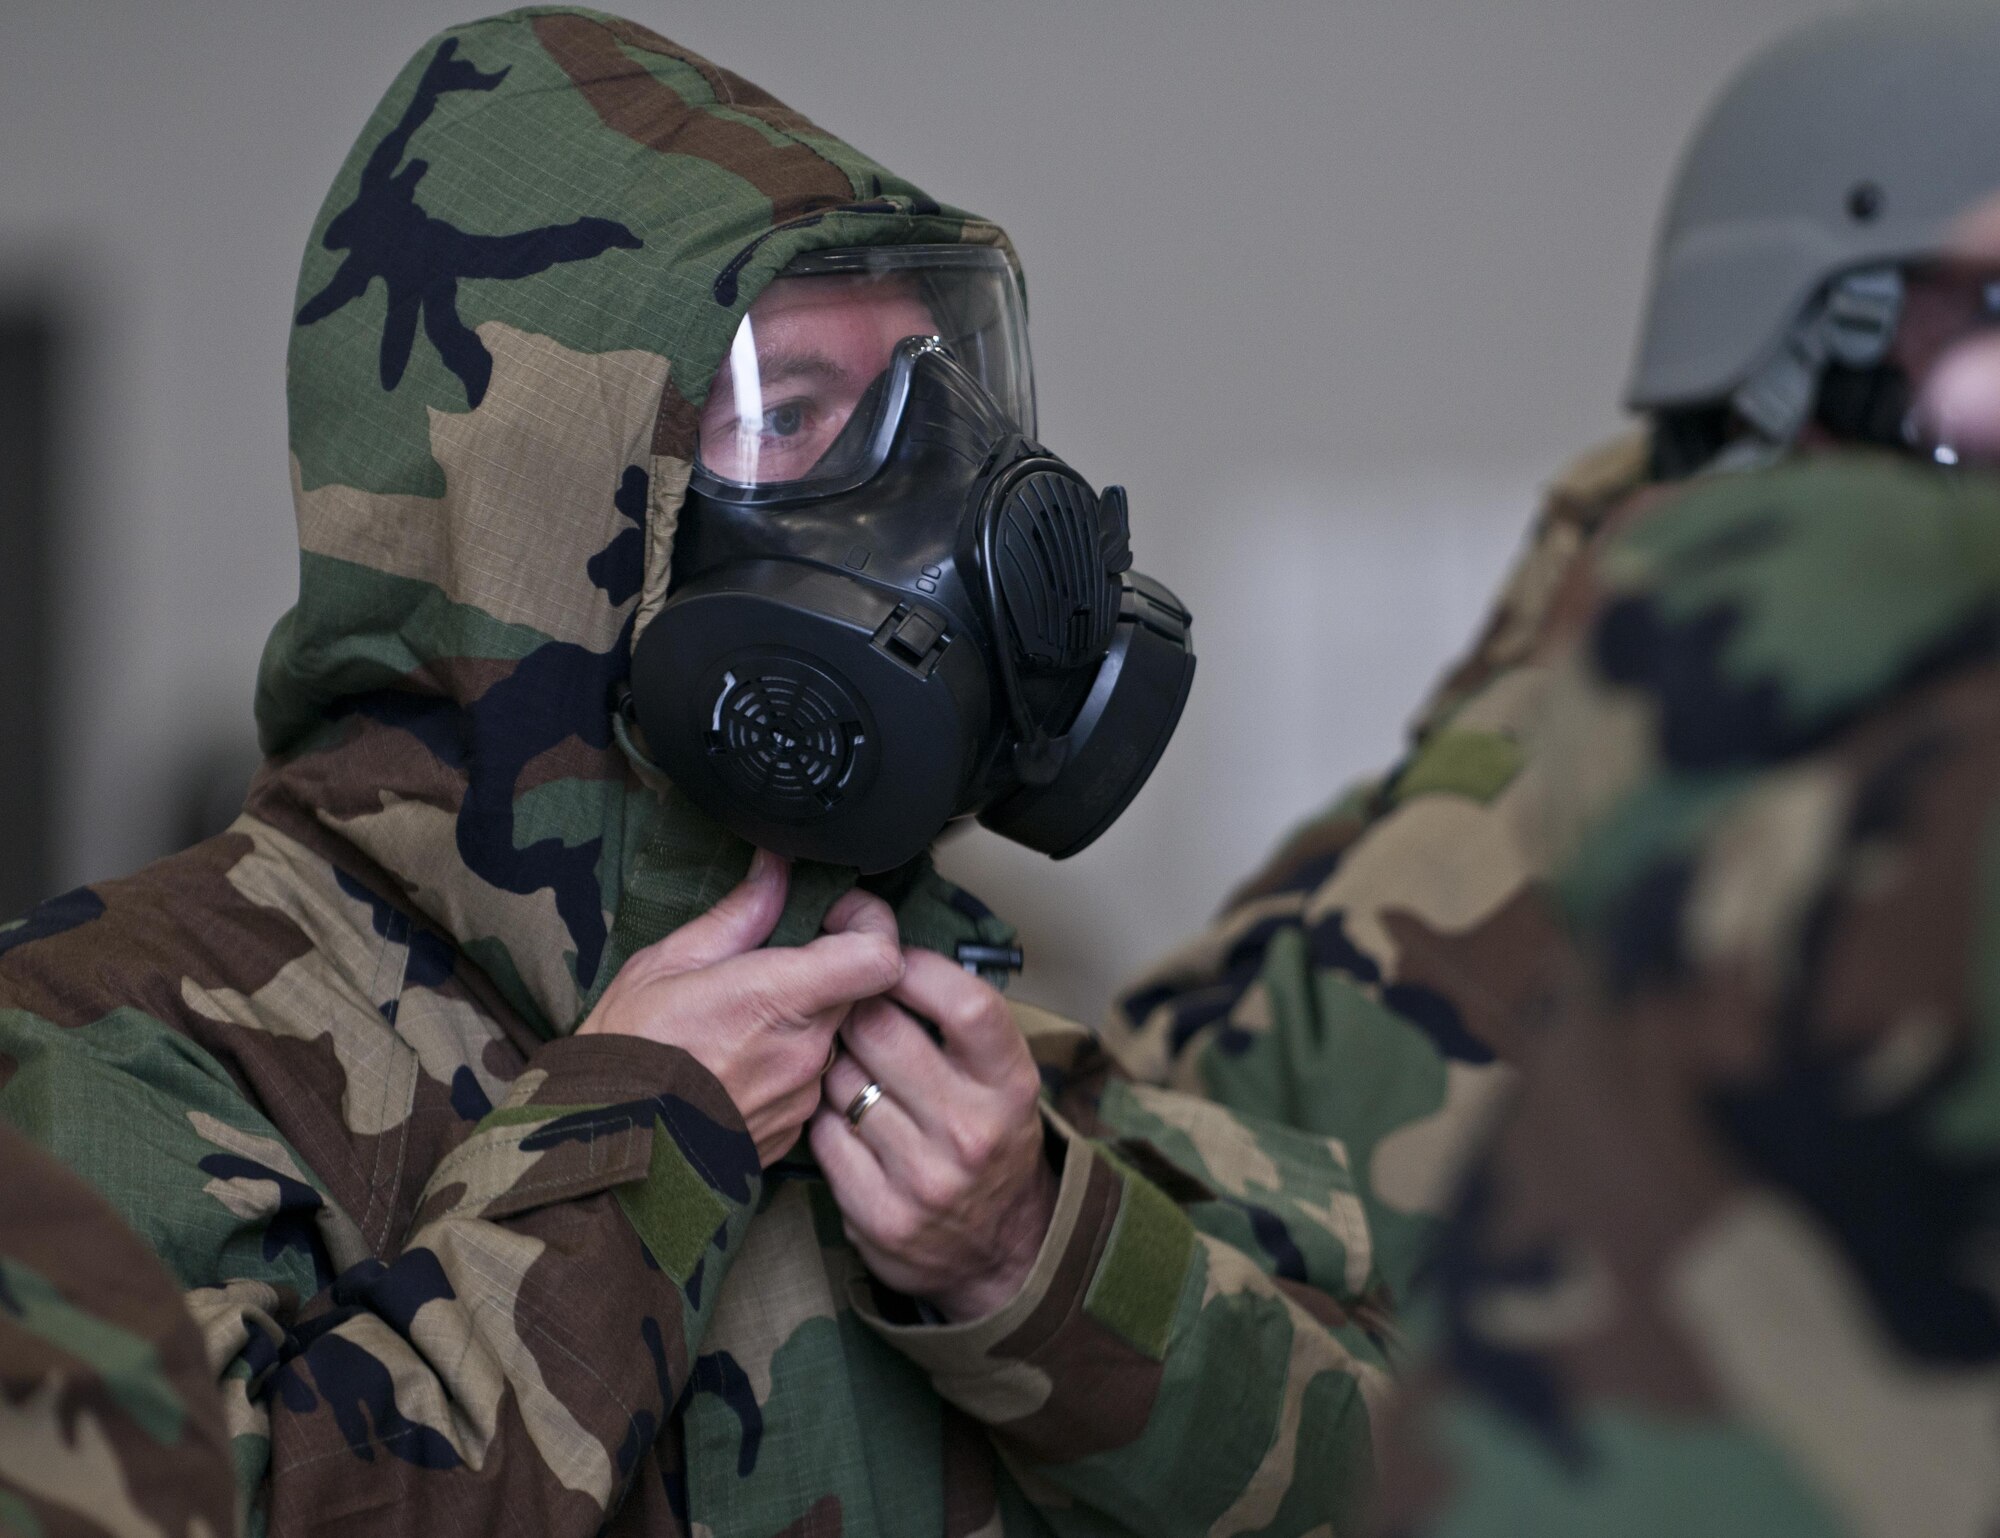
[627,246,1194,874]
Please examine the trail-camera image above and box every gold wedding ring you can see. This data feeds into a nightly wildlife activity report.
[844,1080,884,1130]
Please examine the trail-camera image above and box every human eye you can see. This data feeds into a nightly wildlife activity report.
[760,398,812,440]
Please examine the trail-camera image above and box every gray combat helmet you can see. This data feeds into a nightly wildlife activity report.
[1628,6,2000,453]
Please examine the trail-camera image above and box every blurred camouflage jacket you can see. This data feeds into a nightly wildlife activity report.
[1,1122,236,1538]
[0,12,1393,1536]
[1376,452,2000,1536]
[1110,432,1656,1305]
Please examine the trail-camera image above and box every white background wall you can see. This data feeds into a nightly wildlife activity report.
[2,0,1854,1023]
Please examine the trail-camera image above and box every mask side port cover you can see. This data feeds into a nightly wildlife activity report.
[978,572,1195,859]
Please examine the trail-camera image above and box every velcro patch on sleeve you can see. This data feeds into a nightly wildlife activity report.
[614,1117,730,1285]
[1083,1171,1196,1361]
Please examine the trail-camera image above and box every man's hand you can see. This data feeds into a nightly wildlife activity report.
[811,950,1058,1322]
[579,851,904,1166]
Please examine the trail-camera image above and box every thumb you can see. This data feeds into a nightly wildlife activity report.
[647,849,790,976]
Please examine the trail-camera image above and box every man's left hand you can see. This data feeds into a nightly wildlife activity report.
[811,949,1057,1323]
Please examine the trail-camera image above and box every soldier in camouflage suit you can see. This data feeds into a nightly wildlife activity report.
[0,11,1399,1535]
[1110,4,2000,1324]
[1369,444,2000,1536]
[1,1123,237,1538]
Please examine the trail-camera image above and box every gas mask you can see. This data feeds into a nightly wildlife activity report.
[627,245,1195,874]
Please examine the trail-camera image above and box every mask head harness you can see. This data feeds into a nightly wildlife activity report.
[627,253,1194,874]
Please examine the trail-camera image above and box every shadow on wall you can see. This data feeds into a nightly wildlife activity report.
[0,294,261,920]
[0,307,55,919]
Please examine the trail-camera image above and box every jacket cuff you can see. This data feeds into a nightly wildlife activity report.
[852,1117,1200,1456]
[412,1034,761,1284]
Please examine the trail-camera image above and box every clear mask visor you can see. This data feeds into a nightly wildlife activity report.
[694,245,1035,501]
[1901,259,2000,467]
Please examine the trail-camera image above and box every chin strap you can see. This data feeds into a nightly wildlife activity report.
[1715,266,1904,471]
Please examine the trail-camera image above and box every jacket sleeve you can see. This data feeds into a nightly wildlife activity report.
[0,1123,239,1538]
[0,1013,760,1538]
[1105,434,1653,1109]
[853,1010,1399,1538]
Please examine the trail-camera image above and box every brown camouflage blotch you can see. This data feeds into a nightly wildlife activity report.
[411,1178,469,1233]
[0,1125,236,1538]
[1476,999,1742,1418]
[533,15,854,224]
[941,1405,999,1538]
[770,1493,842,1538]
[1380,888,1572,1061]
[991,1153,1119,1360]
[1649,966,1784,1088]
[518,732,629,797]
[601,1448,688,1536]
[1364,1363,1459,1538]
[513,1198,693,1406]
[518,1037,746,1134]
[268,1352,613,1537]
[255,715,468,826]
[0,832,307,1056]
[1807,670,2000,1060]
[652,372,702,459]
[987,1157,1167,1460]
[1271,1273,1374,1334]
[232,1025,418,1254]
[482,1028,532,1085]
[598,16,835,142]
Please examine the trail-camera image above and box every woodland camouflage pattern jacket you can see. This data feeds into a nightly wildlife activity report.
[1110,430,1657,1299]
[0,13,1396,1536]
[1117,445,2000,1534]
[1380,453,2000,1535]
[0,1122,237,1538]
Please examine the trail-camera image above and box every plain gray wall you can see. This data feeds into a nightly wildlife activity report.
[2,0,1853,1022]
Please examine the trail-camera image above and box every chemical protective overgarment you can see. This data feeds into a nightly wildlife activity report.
[0,12,1393,1535]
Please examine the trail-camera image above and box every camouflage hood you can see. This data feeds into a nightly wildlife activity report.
[251,9,1017,1036]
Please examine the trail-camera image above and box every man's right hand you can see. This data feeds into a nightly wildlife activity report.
[579,851,903,1165]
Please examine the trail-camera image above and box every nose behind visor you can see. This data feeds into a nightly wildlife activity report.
[693,244,1035,502]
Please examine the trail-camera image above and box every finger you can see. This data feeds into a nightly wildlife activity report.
[823,1051,936,1186]
[821,886,900,949]
[701,929,905,1028]
[840,997,963,1137]
[808,1101,890,1205]
[891,948,1023,1086]
[646,849,790,975]
[822,1051,886,1134]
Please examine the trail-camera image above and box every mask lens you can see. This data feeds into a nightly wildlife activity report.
[694,246,1034,497]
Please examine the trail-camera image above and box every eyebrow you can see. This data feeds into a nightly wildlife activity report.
[754,350,845,387]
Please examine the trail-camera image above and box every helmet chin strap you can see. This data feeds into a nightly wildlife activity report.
[1714,266,1905,471]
